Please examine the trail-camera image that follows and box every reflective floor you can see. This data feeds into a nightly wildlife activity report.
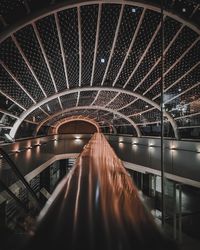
[23,133,177,250]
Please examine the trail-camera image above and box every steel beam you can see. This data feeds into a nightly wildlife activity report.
[35,105,141,137]
[54,13,69,89]
[112,8,146,87]
[9,87,178,139]
[90,4,102,86]
[101,4,124,86]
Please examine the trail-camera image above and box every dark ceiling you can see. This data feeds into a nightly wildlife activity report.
[0,0,200,139]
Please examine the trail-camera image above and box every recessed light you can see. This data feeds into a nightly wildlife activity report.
[100,58,105,63]
[182,8,186,12]
[131,8,136,13]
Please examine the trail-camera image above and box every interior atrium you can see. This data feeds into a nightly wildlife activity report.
[0,0,200,249]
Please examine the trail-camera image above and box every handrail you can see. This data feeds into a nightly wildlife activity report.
[0,148,42,209]
[0,179,29,213]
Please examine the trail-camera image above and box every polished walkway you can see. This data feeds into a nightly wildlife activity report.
[23,133,176,250]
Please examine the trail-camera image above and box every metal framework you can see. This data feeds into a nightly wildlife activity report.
[1,0,199,44]
[51,116,100,134]
[54,12,69,89]
[35,105,141,136]
[8,87,179,138]
[0,0,199,140]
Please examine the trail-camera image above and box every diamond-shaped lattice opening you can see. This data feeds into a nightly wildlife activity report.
[120,99,153,116]
[0,37,44,102]
[0,64,34,109]
[41,98,62,115]
[60,92,78,109]
[26,108,48,123]
[92,91,118,106]
[115,9,161,88]
[104,5,143,87]
[15,24,56,96]
[92,4,121,86]
[107,93,136,110]
[58,8,79,88]
[36,15,67,92]
[81,5,98,87]
[78,91,98,106]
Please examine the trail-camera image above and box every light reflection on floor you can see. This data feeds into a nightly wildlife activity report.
[25,133,176,250]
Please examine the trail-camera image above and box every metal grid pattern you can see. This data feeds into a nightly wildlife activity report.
[78,91,98,107]
[0,113,16,126]
[92,91,118,106]
[26,108,48,123]
[104,5,143,87]
[114,10,161,88]
[0,63,34,109]
[92,4,121,86]
[106,93,136,110]
[58,8,79,88]
[45,109,118,129]
[120,99,153,117]
[80,5,98,87]
[60,93,78,109]
[176,113,200,127]
[41,98,62,115]
[0,38,44,102]
[0,1,199,139]
[136,109,161,124]
[14,25,55,96]
[35,15,67,92]
[0,93,24,116]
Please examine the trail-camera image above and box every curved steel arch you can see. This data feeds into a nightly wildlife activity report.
[0,0,199,44]
[9,87,179,139]
[49,114,117,135]
[35,106,141,137]
[51,116,101,134]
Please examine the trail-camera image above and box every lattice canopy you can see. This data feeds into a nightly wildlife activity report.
[0,0,199,139]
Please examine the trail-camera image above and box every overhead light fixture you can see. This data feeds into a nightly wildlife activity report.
[182,8,186,12]
[131,8,136,13]
[100,58,105,63]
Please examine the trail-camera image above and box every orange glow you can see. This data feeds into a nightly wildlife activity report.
[27,133,175,250]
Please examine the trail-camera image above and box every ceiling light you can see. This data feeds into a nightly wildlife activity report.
[100,58,105,63]
[131,8,136,13]
[178,88,182,92]
[182,8,186,12]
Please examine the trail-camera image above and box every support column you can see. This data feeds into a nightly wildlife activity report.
[173,183,177,240]
[178,184,182,243]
